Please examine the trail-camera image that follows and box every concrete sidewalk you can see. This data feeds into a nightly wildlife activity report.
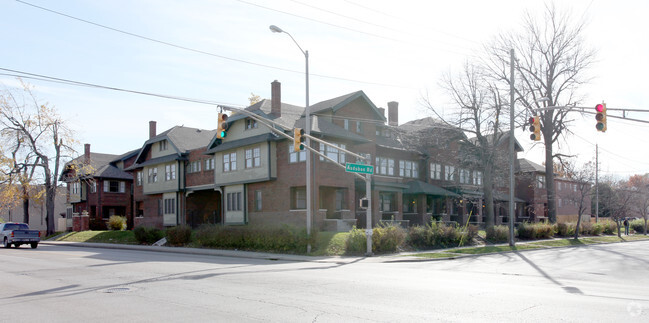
[40,240,388,263]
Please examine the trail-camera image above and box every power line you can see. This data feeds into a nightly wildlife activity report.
[0,68,244,108]
[13,0,415,90]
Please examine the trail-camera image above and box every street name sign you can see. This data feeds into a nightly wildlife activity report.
[345,163,374,174]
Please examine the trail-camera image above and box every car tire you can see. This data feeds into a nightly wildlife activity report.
[3,238,9,248]
[31,243,38,249]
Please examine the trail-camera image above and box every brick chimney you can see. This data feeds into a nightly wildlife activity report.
[149,121,157,139]
[84,143,91,164]
[271,80,281,117]
[388,101,399,126]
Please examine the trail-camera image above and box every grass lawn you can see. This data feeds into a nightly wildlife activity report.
[54,230,137,244]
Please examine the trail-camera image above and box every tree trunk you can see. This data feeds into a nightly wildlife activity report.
[574,212,582,240]
[22,191,29,224]
[483,164,495,229]
[544,133,557,223]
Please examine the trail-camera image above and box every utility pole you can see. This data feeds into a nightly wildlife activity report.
[595,144,599,223]
[508,48,516,247]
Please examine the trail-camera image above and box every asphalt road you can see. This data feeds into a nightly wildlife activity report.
[1,241,648,322]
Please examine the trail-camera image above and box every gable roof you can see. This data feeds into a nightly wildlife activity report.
[130,126,216,168]
[309,91,386,122]
[518,158,545,173]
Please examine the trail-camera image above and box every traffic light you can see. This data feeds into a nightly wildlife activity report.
[528,116,541,141]
[293,128,305,152]
[595,103,607,132]
[217,113,228,139]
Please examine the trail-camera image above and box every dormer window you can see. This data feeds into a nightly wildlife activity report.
[246,118,258,129]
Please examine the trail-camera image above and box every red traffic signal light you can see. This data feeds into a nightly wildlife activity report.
[529,116,541,141]
[293,128,305,152]
[595,103,607,132]
[217,113,228,139]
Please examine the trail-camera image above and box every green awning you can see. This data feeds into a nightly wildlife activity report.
[404,180,460,197]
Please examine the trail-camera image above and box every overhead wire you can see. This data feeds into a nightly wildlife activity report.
[13,0,415,90]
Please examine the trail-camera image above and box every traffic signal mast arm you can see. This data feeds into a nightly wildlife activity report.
[217,105,368,180]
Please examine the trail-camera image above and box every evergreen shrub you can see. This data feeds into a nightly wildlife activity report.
[166,225,192,246]
[133,226,164,244]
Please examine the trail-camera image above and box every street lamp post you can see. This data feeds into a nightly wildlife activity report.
[509,49,515,247]
[270,25,312,253]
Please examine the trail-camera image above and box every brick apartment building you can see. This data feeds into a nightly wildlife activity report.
[62,80,591,231]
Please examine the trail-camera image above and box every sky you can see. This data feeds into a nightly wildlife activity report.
[1,0,648,179]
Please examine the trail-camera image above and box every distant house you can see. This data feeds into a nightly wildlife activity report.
[517,158,591,223]
[0,185,67,232]
[60,144,137,229]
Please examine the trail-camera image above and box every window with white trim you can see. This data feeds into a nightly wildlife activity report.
[375,157,395,176]
[165,164,176,181]
[164,198,175,214]
[445,165,455,181]
[223,152,237,172]
[255,190,262,211]
[430,163,441,180]
[537,175,545,188]
[473,171,483,186]
[319,143,346,164]
[245,147,261,169]
[148,167,158,183]
[136,171,142,186]
[103,180,125,193]
[205,158,214,170]
[399,160,418,178]
[226,192,242,211]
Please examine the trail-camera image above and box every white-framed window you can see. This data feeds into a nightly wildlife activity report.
[399,160,418,178]
[164,198,175,214]
[344,119,349,130]
[245,147,261,169]
[473,171,483,186]
[289,143,306,163]
[71,182,80,195]
[375,157,395,176]
[165,164,176,181]
[90,181,97,193]
[356,121,362,133]
[291,187,306,209]
[205,158,214,170]
[103,180,125,193]
[430,163,441,180]
[459,169,470,184]
[226,192,242,211]
[320,143,346,164]
[537,175,545,188]
[245,118,258,129]
[223,152,237,172]
[187,161,201,173]
[148,168,158,183]
[160,140,168,151]
[136,171,142,186]
[445,165,455,181]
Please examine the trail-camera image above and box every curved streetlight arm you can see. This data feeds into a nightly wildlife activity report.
[269,25,306,56]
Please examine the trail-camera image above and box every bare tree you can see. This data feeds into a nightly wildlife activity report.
[422,62,509,228]
[560,161,594,238]
[486,3,595,223]
[622,174,649,235]
[0,80,77,234]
